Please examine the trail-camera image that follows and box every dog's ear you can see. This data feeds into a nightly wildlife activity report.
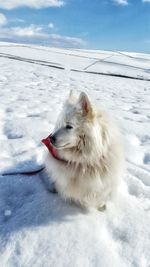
[68,90,77,103]
[69,89,74,100]
[78,92,93,117]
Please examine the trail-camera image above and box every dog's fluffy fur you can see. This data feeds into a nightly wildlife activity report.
[45,91,124,210]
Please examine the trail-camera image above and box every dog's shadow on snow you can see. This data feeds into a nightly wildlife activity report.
[0,169,86,240]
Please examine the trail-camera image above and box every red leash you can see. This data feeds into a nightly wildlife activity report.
[2,136,61,176]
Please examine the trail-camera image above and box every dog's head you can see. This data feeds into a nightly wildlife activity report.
[50,91,103,156]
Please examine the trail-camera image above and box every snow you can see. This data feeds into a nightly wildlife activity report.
[0,42,150,267]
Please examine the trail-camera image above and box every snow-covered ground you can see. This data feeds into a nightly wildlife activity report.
[0,42,150,267]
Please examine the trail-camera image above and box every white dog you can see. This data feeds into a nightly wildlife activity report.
[43,91,124,210]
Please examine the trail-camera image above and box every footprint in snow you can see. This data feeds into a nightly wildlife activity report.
[126,174,150,200]
[5,107,13,113]
[140,135,150,145]
[6,131,23,140]
[4,121,24,140]
[132,110,140,114]
[27,114,40,118]
[5,129,23,139]
[143,153,150,165]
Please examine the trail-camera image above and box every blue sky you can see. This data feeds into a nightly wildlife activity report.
[0,0,149,52]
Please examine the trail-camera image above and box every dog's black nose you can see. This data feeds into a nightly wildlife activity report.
[50,134,56,145]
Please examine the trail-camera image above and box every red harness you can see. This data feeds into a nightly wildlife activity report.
[42,135,104,169]
[42,136,67,163]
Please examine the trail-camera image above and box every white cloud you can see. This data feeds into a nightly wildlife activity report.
[48,23,54,29]
[0,25,48,40]
[49,34,86,47]
[142,0,150,2]
[0,0,64,10]
[11,18,25,23]
[0,13,7,26]
[11,25,48,38]
[113,0,129,6]
[0,24,86,48]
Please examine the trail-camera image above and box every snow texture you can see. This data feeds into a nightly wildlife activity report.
[0,42,150,267]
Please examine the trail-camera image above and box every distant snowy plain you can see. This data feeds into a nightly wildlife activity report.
[0,42,150,267]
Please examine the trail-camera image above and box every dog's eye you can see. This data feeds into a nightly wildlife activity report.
[66,125,73,130]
